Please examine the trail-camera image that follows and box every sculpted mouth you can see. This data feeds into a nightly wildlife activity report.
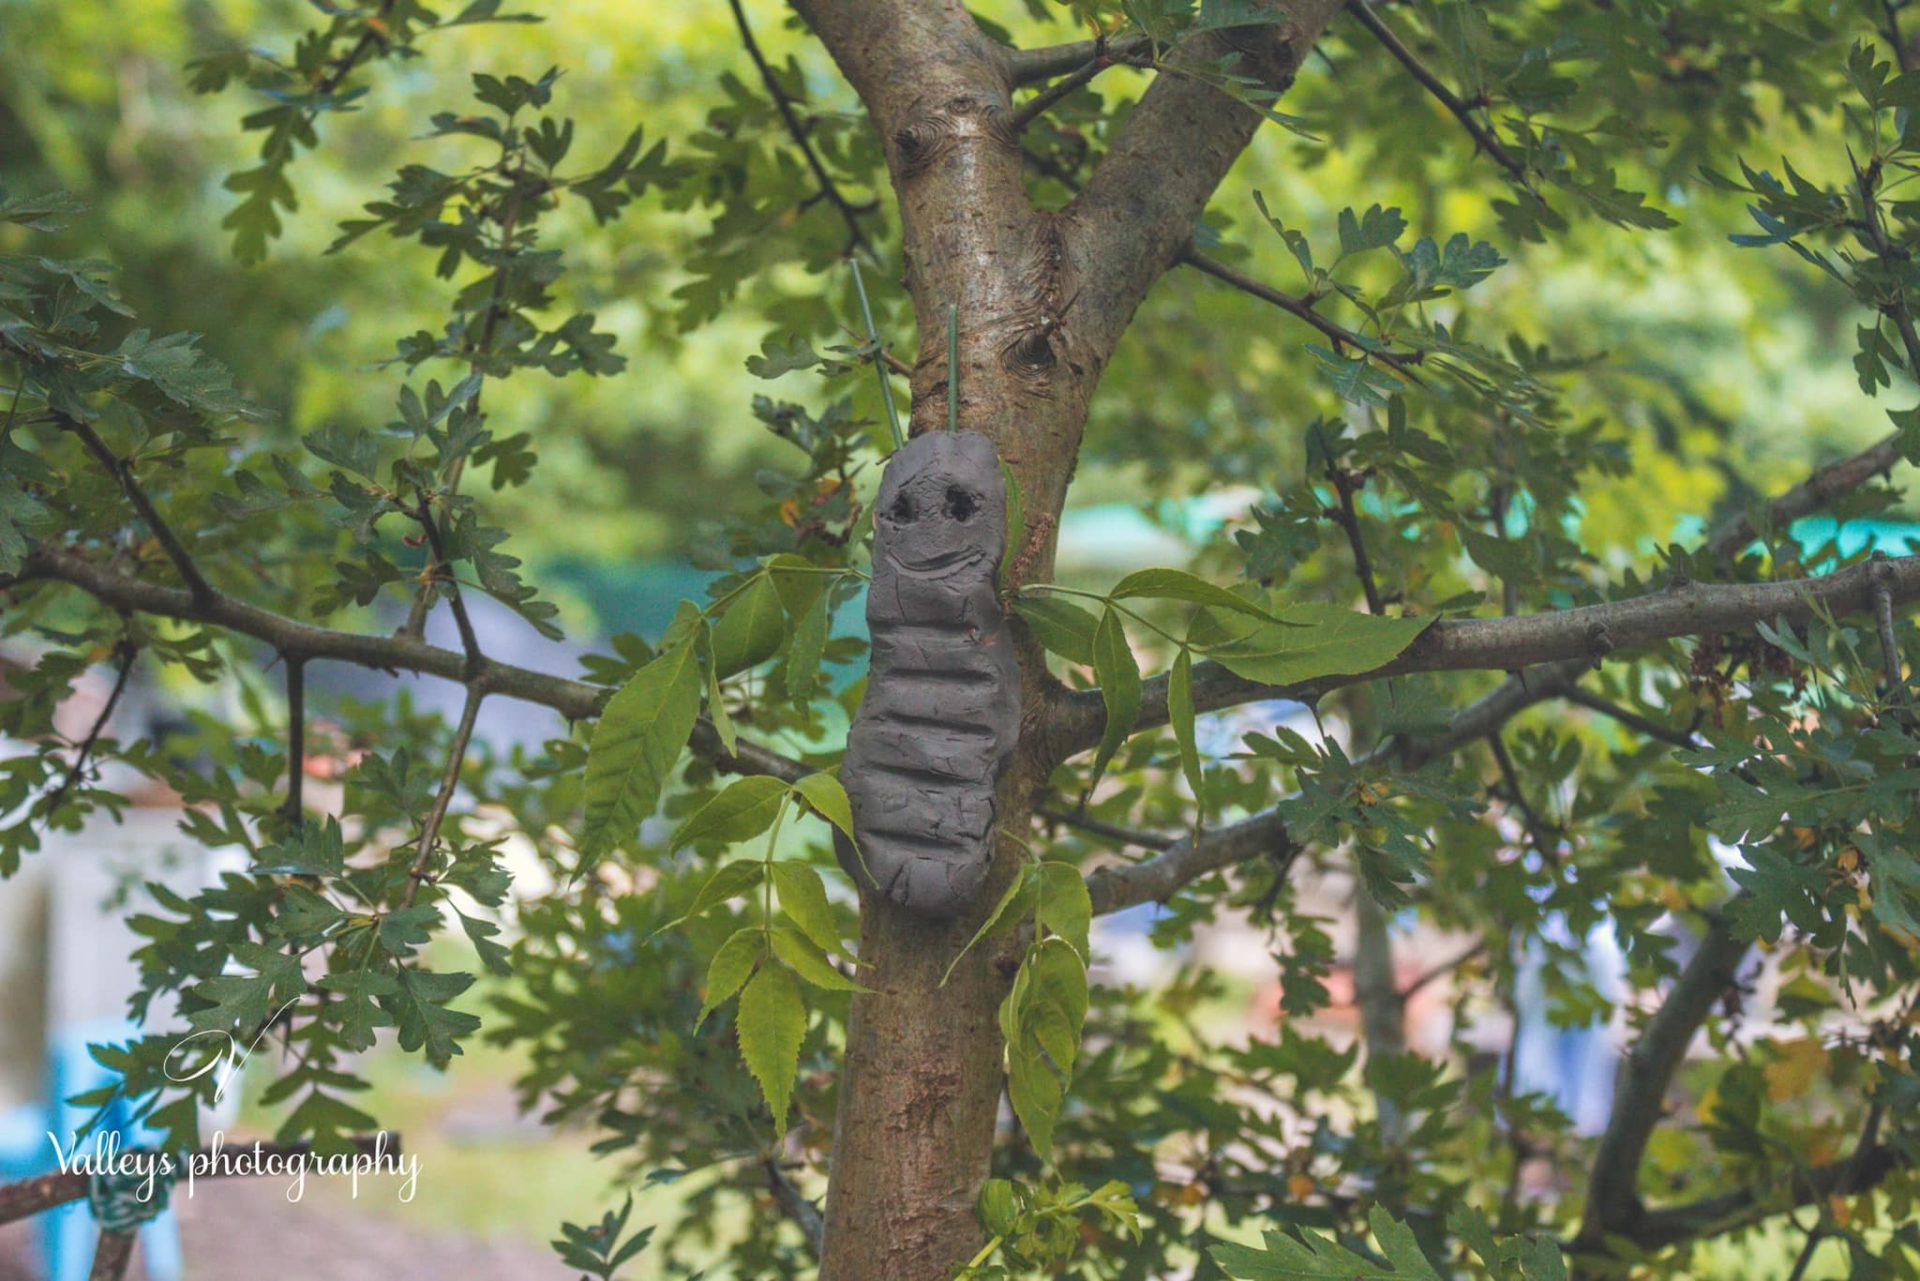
[893,547,985,574]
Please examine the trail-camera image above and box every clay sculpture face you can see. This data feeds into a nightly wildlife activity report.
[838,431,1022,918]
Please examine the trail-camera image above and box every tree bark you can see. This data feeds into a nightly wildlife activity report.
[787,4,1343,1273]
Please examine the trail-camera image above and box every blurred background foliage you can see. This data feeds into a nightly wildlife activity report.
[0,0,1882,600]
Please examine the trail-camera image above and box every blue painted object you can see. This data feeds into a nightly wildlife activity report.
[42,1020,180,1281]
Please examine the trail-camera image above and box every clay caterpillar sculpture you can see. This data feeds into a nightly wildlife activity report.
[838,431,1022,918]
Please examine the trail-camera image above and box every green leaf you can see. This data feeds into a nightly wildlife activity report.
[1109,568,1286,620]
[770,924,869,991]
[581,641,702,856]
[1089,607,1141,789]
[770,860,848,958]
[269,885,342,938]
[457,908,511,976]
[1169,648,1204,816]
[317,971,397,1052]
[391,968,481,1067]
[254,816,346,876]
[745,334,822,379]
[702,624,738,759]
[1007,1044,1065,1160]
[1015,594,1101,665]
[1337,203,1408,259]
[737,962,806,1135]
[670,775,789,851]
[792,772,857,849]
[709,573,786,676]
[697,926,763,1029]
[998,459,1025,589]
[1197,601,1432,687]
[673,860,766,926]
[1035,861,1091,961]
[785,593,830,704]
[942,862,1036,986]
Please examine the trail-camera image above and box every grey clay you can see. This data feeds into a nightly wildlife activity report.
[838,431,1022,918]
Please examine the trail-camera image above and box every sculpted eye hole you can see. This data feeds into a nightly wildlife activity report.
[889,494,916,523]
[944,487,977,522]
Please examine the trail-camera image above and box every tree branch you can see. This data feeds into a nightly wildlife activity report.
[20,544,812,784]
[88,1229,135,1281]
[1051,549,1920,762]
[730,0,871,251]
[1344,1,1529,184]
[1010,52,1135,133]
[1084,659,1583,914]
[1037,806,1174,851]
[765,1157,827,1257]
[415,494,484,676]
[1699,431,1902,563]
[1008,34,1154,86]
[39,638,136,820]
[1066,2,1347,364]
[1578,905,1751,1246]
[1183,248,1425,380]
[1611,1142,1908,1253]
[59,412,213,605]
[401,682,484,908]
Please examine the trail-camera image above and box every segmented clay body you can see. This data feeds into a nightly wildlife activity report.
[839,432,1021,918]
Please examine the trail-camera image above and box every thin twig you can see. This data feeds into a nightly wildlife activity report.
[1010,54,1127,133]
[1561,686,1702,750]
[283,656,306,826]
[1853,150,1920,381]
[1179,248,1425,381]
[1346,1,1530,184]
[414,495,484,676]
[729,0,869,251]
[1038,806,1175,851]
[23,543,815,783]
[313,0,399,97]
[1008,33,1155,85]
[1399,938,1487,1000]
[39,640,136,819]
[1322,452,1383,615]
[59,413,214,604]
[401,684,485,909]
[764,1157,826,1257]
[1872,554,1903,691]
[1884,0,1915,74]
[1488,731,1556,856]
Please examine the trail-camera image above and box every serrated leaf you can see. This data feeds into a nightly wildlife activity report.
[785,593,830,704]
[737,963,806,1135]
[770,860,848,958]
[670,775,789,851]
[390,968,480,1067]
[770,924,869,991]
[581,641,702,857]
[697,926,763,1029]
[792,772,857,849]
[673,860,766,925]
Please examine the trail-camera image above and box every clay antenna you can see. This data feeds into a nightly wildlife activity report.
[848,255,905,450]
[946,303,959,433]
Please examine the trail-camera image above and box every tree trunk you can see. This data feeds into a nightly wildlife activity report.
[797,2,1346,1272]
